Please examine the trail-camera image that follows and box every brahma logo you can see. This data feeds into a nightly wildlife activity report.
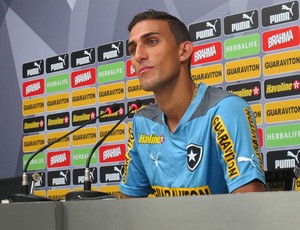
[100,144,126,163]
[138,134,164,144]
[189,18,221,42]
[22,79,44,97]
[47,150,71,168]
[126,59,137,77]
[191,42,222,66]
[71,68,96,88]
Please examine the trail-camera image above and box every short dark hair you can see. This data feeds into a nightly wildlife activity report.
[128,9,191,45]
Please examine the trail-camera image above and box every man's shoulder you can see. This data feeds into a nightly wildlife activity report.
[135,103,163,123]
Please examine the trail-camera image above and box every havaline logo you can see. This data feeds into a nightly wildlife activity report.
[264,74,300,99]
[71,87,96,108]
[224,33,260,59]
[23,116,45,133]
[262,26,300,52]
[265,98,300,123]
[225,57,261,82]
[127,98,155,118]
[47,131,70,149]
[250,104,262,125]
[23,134,45,153]
[126,78,154,98]
[100,144,126,163]
[98,82,125,103]
[71,68,96,88]
[126,59,137,77]
[152,185,211,196]
[72,107,96,126]
[262,1,299,27]
[139,134,164,144]
[47,150,71,168]
[98,41,124,62]
[47,112,69,130]
[100,165,124,183]
[48,170,71,187]
[22,59,44,78]
[189,18,221,42]
[99,123,126,143]
[191,64,223,85]
[22,79,44,97]
[72,147,97,166]
[99,102,125,122]
[46,54,69,73]
[71,48,95,68]
[23,97,44,116]
[224,10,258,35]
[98,61,125,83]
[72,127,97,146]
[73,167,98,185]
[23,153,46,171]
[191,42,222,66]
[46,92,69,112]
[263,50,300,76]
[46,74,69,93]
[226,81,261,102]
[267,148,300,170]
[266,123,300,148]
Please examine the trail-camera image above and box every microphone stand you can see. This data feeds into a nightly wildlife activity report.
[9,105,119,202]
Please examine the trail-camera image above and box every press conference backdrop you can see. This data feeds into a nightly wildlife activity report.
[0,0,300,198]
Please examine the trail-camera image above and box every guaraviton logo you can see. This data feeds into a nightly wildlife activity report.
[189,18,221,42]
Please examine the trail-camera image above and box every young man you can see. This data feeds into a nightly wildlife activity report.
[120,9,265,198]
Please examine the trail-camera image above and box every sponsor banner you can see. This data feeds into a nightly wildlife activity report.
[224,10,259,35]
[191,64,223,85]
[47,112,70,130]
[295,178,300,191]
[47,131,70,149]
[265,98,300,123]
[48,170,71,187]
[46,74,69,93]
[191,42,222,65]
[47,150,71,168]
[188,18,221,42]
[99,123,126,143]
[99,143,126,163]
[99,164,124,183]
[98,82,125,103]
[264,74,300,99]
[225,57,261,82]
[71,47,95,68]
[23,153,46,171]
[100,185,121,197]
[126,78,153,98]
[22,78,44,97]
[71,67,96,88]
[46,54,69,73]
[224,33,260,59]
[23,116,45,133]
[250,104,263,125]
[46,92,70,112]
[47,188,71,200]
[73,167,98,185]
[72,127,97,146]
[34,190,46,196]
[262,26,300,52]
[126,59,137,77]
[267,148,300,170]
[98,61,125,83]
[22,97,44,116]
[72,147,97,166]
[23,134,45,153]
[71,87,96,108]
[99,103,125,122]
[257,128,263,148]
[98,41,124,62]
[72,107,97,127]
[22,59,44,78]
[262,1,299,27]
[266,123,300,148]
[226,81,261,102]
[31,172,46,188]
[263,50,300,76]
[127,98,155,118]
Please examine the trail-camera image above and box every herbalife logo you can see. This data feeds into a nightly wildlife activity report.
[98,40,124,62]
[71,48,95,68]
[189,18,221,42]
[262,1,299,27]
[224,10,258,35]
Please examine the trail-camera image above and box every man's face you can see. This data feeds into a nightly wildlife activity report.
[128,20,181,92]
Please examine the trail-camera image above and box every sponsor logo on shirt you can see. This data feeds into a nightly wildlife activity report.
[186,144,203,171]
[152,185,211,197]
[138,134,164,144]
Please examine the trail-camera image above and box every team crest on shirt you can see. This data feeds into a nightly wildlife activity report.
[187,144,203,171]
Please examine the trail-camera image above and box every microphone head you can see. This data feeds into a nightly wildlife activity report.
[106,103,120,114]
[130,100,143,111]
[294,166,300,179]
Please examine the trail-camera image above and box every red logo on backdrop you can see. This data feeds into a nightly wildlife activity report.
[126,59,137,77]
[257,128,263,148]
[71,67,96,88]
[191,41,222,66]
[262,26,300,52]
[99,144,126,163]
[22,79,44,97]
[47,150,71,168]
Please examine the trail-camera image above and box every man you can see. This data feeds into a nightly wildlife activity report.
[120,9,265,198]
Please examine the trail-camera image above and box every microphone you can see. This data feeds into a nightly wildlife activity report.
[9,104,119,202]
[65,100,142,201]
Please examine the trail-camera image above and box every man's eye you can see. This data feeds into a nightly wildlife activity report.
[148,39,157,46]
[129,47,136,55]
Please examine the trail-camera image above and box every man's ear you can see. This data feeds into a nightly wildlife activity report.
[179,41,193,62]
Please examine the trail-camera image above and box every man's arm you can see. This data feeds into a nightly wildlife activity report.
[231,179,265,194]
